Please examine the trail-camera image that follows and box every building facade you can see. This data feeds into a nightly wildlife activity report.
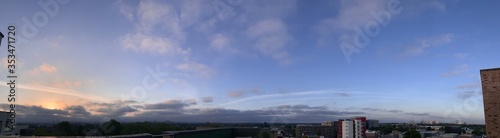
[481,68,500,138]
[353,117,367,138]
[338,117,367,138]
[338,120,354,138]
[296,124,336,138]
[366,120,379,129]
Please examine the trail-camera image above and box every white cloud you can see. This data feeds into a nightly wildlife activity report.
[179,0,210,28]
[119,1,189,56]
[201,96,214,103]
[246,19,292,65]
[209,33,234,53]
[399,33,454,58]
[442,64,468,77]
[29,63,58,75]
[454,53,470,59]
[116,0,135,21]
[240,0,297,19]
[121,33,190,56]
[176,61,216,78]
[456,83,479,89]
[226,87,262,98]
[319,0,388,31]
[0,81,108,102]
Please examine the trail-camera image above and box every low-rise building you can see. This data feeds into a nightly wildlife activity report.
[296,124,337,138]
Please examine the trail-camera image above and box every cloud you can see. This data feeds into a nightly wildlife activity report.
[314,0,389,46]
[143,99,196,110]
[227,90,245,98]
[266,104,328,111]
[454,53,470,60]
[0,81,108,102]
[201,97,214,103]
[456,83,479,89]
[335,92,352,97]
[442,64,468,77]
[400,0,452,16]
[246,19,292,65]
[209,33,234,53]
[176,61,216,78]
[121,33,190,56]
[226,87,262,98]
[41,35,65,48]
[399,33,454,58]
[1,100,365,123]
[51,80,82,88]
[29,63,57,75]
[318,0,388,31]
[361,107,403,113]
[405,112,431,116]
[456,90,479,100]
[119,1,190,56]
[66,105,92,117]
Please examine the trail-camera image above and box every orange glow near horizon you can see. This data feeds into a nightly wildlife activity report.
[44,101,66,110]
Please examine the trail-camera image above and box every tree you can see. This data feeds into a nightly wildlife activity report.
[34,127,52,136]
[472,127,486,135]
[403,129,421,138]
[379,125,394,135]
[100,119,122,136]
[55,121,75,136]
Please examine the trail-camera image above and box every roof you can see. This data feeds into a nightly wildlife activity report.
[480,67,500,71]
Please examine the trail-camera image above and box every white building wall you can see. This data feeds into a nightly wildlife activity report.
[354,120,362,138]
[342,121,354,138]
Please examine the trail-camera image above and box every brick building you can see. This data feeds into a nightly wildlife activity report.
[481,68,500,138]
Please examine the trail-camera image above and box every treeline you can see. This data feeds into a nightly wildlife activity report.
[31,119,192,136]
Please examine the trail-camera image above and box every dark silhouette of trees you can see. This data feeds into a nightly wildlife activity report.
[120,121,185,135]
[33,127,51,136]
[100,119,123,136]
[55,121,76,136]
[403,129,421,138]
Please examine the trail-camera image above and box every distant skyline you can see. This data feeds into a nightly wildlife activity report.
[0,0,498,124]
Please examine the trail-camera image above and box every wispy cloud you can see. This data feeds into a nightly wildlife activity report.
[176,61,216,78]
[29,63,58,75]
[0,81,108,102]
[456,83,479,89]
[454,53,470,60]
[246,19,292,65]
[119,1,190,56]
[399,33,454,58]
[201,96,214,103]
[209,33,235,53]
[442,64,468,77]
[226,87,262,98]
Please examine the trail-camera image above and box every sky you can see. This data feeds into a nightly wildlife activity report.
[0,0,498,124]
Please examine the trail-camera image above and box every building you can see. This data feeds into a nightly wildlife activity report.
[0,31,4,47]
[353,117,367,138]
[444,126,462,134]
[296,124,337,138]
[481,68,500,138]
[366,120,379,129]
[322,121,335,126]
[338,117,367,138]
[441,133,459,138]
[338,119,354,138]
[0,112,28,136]
[365,131,378,138]
[163,127,279,138]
